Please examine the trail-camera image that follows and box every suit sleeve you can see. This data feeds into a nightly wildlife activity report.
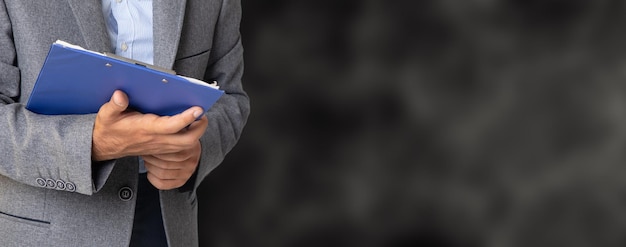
[0,1,112,196]
[183,0,249,193]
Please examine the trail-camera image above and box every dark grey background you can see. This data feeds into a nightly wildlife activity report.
[198,0,626,246]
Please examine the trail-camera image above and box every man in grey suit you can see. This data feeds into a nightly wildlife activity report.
[0,0,248,246]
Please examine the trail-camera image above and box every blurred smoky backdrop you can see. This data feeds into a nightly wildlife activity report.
[197,0,626,246]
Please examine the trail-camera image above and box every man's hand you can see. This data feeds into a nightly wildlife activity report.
[92,90,209,161]
[141,140,202,190]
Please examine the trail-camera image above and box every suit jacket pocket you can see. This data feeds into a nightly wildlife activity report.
[0,210,51,228]
[0,177,49,228]
[173,49,211,80]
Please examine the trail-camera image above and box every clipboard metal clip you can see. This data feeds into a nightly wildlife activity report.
[103,52,177,75]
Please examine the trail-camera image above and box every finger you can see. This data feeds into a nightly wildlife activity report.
[144,161,192,182]
[97,90,129,117]
[142,155,176,169]
[173,116,208,143]
[151,151,192,163]
[146,173,184,190]
[147,106,205,134]
[142,156,188,172]
[153,117,207,149]
[185,115,209,132]
[144,158,195,190]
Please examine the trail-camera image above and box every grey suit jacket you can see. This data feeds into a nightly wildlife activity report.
[0,0,248,246]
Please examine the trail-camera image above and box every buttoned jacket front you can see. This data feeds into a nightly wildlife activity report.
[0,0,248,246]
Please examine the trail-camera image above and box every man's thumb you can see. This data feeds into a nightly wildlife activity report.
[110,90,129,111]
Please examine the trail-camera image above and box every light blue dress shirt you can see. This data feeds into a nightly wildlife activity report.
[102,0,154,173]
[101,0,154,65]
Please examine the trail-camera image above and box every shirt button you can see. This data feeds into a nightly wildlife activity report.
[119,187,133,201]
[116,0,122,3]
[120,42,128,52]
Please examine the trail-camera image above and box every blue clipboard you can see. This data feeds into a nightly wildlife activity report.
[26,40,224,116]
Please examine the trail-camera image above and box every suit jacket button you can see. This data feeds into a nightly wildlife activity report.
[45,179,56,188]
[119,187,133,201]
[36,178,46,187]
[56,180,66,190]
[65,182,76,192]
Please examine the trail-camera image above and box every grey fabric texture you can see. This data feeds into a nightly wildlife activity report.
[0,0,248,246]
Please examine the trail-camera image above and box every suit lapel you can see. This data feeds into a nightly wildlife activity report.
[67,0,111,53]
[153,0,187,69]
